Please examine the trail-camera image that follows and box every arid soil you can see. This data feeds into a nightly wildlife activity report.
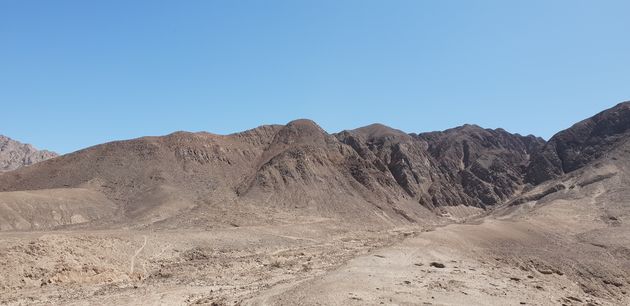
[0,221,429,305]
[2,190,629,306]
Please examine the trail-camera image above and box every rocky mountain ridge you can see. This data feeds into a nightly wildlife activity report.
[526,101,630,184]
[0,101,628,231]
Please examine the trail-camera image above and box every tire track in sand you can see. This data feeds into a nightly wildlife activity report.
[130,235,147,275]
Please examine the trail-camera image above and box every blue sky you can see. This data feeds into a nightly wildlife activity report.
[1,1,629,154]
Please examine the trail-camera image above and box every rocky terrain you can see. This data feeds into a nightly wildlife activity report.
[0,101,629,305]
[0,135,57,173]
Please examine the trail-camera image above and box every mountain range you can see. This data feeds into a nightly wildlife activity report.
[0,101,628,231]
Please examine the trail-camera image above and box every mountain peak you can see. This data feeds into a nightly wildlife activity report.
[350,123,409,140]
[270,119,330,146]
[285,118,324,130]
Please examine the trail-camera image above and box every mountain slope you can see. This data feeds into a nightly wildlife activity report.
[526,101,630,184]
[0,135,57,172]
[236,120,430,226]
[505,101,630,226]
[0,128,283,229]
[337,124,544,214]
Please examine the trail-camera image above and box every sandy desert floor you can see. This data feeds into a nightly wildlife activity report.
[256,219,629,306]
[1,205,629,306]
[0,219,426,305]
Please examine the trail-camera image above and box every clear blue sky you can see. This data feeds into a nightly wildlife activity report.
[1,1,629,154]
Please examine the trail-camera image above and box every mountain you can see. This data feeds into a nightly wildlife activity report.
[0,102,629,232]
[507,101,630,214]
[526,101,630,184]
[337,124,544,214]
[0,121,439,230]
[0,135,57,172]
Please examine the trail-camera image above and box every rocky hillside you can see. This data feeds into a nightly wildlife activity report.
[337,124,544,211]
[0,135,57,172]
[0,119,542,228]
[526,101,630,184]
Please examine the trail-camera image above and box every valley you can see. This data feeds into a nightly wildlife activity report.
[1,102,630,305]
